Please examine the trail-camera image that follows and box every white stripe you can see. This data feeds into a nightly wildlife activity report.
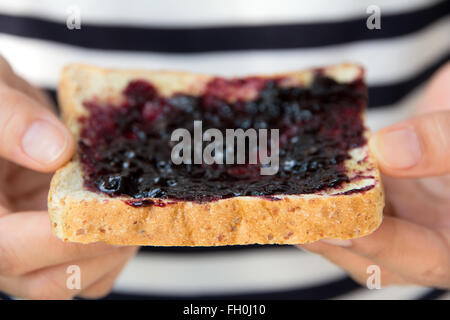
[0,0,443,27]
[1,16,449,88]
[335,285,432,300]
[113,249,347,295]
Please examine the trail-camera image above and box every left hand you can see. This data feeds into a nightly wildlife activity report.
[298,63,450,289]
[0,56,138,299]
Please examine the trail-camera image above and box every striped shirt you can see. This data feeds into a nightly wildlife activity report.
[0,0,449,300]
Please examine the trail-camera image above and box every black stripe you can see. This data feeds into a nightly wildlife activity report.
[368,52,450,108]
[1,1,449,53]
[417,289,448,300]
[93,276,362,300]
[0,291,12,300]
[44,50,450,115]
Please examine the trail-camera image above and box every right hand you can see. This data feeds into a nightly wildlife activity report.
[0,55,138,299]
[298,63,450,289]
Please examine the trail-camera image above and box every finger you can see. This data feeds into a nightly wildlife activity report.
[78,247,138,299]
[317,217,450,288]
[0,55,15,82]
[369,111,450,177]
[0,211,121,276]
[5,169,51,194]
[0,247,136,300]
[417,61,450,114]
[0,193,11,217]
[11,74,56,112]
[11,187,49,212]
[76,263,124,299]
[4,164,51,195]
[5,169,52,211]
[297,243,409,287]
[0,55,55,114]
[381,174,450,228]
[0,86,76,172]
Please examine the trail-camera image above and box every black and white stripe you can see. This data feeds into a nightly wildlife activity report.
[0,0,448,52]
[0,0,448,300]
[43,50,450,111]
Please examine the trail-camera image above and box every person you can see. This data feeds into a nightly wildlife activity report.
[0,0,449,299]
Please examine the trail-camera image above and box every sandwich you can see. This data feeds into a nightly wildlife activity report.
[48,63,384,246]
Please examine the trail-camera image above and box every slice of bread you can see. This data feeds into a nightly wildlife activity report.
[48,63,384,246]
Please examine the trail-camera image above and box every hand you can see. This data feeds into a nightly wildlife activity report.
[0,56,138,299]
[299,63,450,289]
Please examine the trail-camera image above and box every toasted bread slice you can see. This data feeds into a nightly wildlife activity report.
[48,64,384,246]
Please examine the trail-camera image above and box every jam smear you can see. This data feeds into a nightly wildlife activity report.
[79,71,368,204]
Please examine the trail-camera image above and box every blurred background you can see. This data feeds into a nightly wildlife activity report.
[0,0,448,299]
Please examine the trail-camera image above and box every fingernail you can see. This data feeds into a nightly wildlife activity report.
[22,120,68,164]
[371,128,422,169]
[321,239,353,247]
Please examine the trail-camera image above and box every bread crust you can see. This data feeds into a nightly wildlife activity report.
[49,63,384,246]
[49,169,383,245]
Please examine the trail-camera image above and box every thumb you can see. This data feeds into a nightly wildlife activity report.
[369,111,450,177]
[0,87,76,172]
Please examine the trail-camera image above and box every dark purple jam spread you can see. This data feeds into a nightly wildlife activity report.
[79,71,367,204]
